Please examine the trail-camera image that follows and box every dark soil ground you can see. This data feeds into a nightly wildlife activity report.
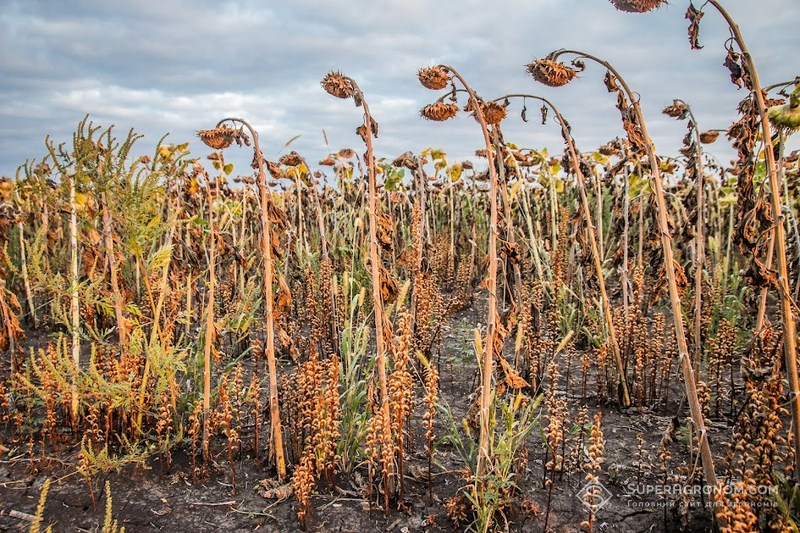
[0,305,722,532]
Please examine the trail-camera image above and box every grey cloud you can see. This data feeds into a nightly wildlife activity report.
[1,0,798,178]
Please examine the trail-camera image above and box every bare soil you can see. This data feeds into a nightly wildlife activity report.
[0,307,720,532]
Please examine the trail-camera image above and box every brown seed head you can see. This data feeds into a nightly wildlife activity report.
[609,0,668,12]
[266,160,284,179]
[480,101,508,125]
[662,100,689,119]
[420,102,459,122]
[393,151,419,170]
[321,71,354,99]
[699,130,720,144]
[279,151,305,167]
[598,141,620,156]
[418,66,450,90]
[198,127,237,150]
[526,59,577,87]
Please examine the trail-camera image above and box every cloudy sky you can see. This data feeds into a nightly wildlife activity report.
[1,0,798,179]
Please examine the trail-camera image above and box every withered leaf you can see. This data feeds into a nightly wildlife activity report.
[379,265,398,304]
[747,257,779,290]
[259,479,293,500]
[604,71,620,93]
[685,3,704,50]
[276,274,292,313]
[265,201,287,233]
[724,47,744,89]
[376,211,393,253]
[498,355,529,389]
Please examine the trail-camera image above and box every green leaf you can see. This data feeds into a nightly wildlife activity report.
[147,244,173,272]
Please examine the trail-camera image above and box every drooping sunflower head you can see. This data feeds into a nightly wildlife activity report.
[279,151,305,167]
[609,0,668,13]
[420,102,459,122]
[321,71,354,99]
[480,101,508,125]
[198,127,237,150]
[526,59,577,87]
[418,66,450,90]
[699,130,720,144]
[662,100,689,119]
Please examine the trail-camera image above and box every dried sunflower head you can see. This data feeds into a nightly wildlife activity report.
[662,100,689,119]
[198,127,237,150]
[393,151,419,170]
[598,141,620,156]
[526,59,577,87]
[279,151,305,167]
[420,102,459,122]
[418,66,450,90]
[699,130,720,144]
[480,101,508,125]
[609,0,667,12]
[266,160,284,179]
[321,71,354,99]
